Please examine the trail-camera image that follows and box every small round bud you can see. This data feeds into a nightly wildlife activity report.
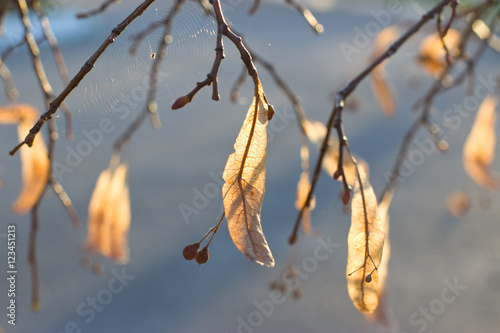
[183,243,200,261]
[268,104,275,120]
[333,169,342,180]
[289,234,297,244]
[171,96,190,110]
[365,275,372,283]
[195,246,209,265]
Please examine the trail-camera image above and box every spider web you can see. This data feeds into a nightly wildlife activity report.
[77,2,216,121]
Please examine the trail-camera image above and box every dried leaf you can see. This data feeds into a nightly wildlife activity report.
[365,190,395,329]
[370,26,399,117]
[418,29,460,78]
[11,106,49,214]
[296,170,316,235]
[371,26,400,60]
[371,68,396,117]
[346,165,385,313]
[302,118,368,186]
[222,83,275,267]
[85,168,112,255]
[463,95,499,190]
[85,163,131,263]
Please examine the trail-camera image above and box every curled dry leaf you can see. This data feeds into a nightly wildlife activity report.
[370,26,400,117]
[302,118,368,186]
[0,104,49,214]
[418,28,460,78]
[463,95,499,190]
[346,165,385,313]
[222,82,275,267]
[85,163,131,264]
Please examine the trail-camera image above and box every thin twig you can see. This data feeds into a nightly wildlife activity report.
[284,0,324,35]
[0,58,19,102]
[33,0,73,139]
[76,0,120,19]
[114,0,185,151]
[50,176,80,228]
[9,0,159,156]
[289,0,453,244]
[380,2,494,201]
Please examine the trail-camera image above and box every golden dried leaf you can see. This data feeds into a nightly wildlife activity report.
[85,168,113,255]
[463,95,499,190]
[295,171,316,211]
[11,106,49,214]
[370,26,399,117]
[346,165,385,313]
[104,164,131,263]
[222,83,274,267]
[85,163,131,263]
[371,68,396,117]
[372,26,400,60]
[418,29,461,78]
[295,171,316,235]
[302,118,368,186]
[365,190,394,327]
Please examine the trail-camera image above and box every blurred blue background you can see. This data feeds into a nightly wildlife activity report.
[1,0,499,332]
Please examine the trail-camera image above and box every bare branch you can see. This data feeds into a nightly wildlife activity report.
[290,0,454,244]
[9,0,159,156]
[76,0,121,19]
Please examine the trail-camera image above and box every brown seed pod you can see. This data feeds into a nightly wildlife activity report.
[182,243,200,261]
[195,246,209,265]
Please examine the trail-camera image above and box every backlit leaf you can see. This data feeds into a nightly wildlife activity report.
[8,105,49,214]
[85,163,131,263]
[365,190,395,328]
[346,165,385,313]
[370,26,399,117]
[418,29,460,78]
[463,95,499,190]
[222,83,274,267]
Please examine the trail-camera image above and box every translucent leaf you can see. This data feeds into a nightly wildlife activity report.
[346,165,385,313]
[295,170,316,235]
[418,29,460,78]
[371,26,400,60]
[371,68,396,117]
[11,106,49,214]
[85,163,131,264]
[302,118,368,186]
[222,83,274,267]
[370,26,399,117]
[463,95,499,190]
[365,190,395,328]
